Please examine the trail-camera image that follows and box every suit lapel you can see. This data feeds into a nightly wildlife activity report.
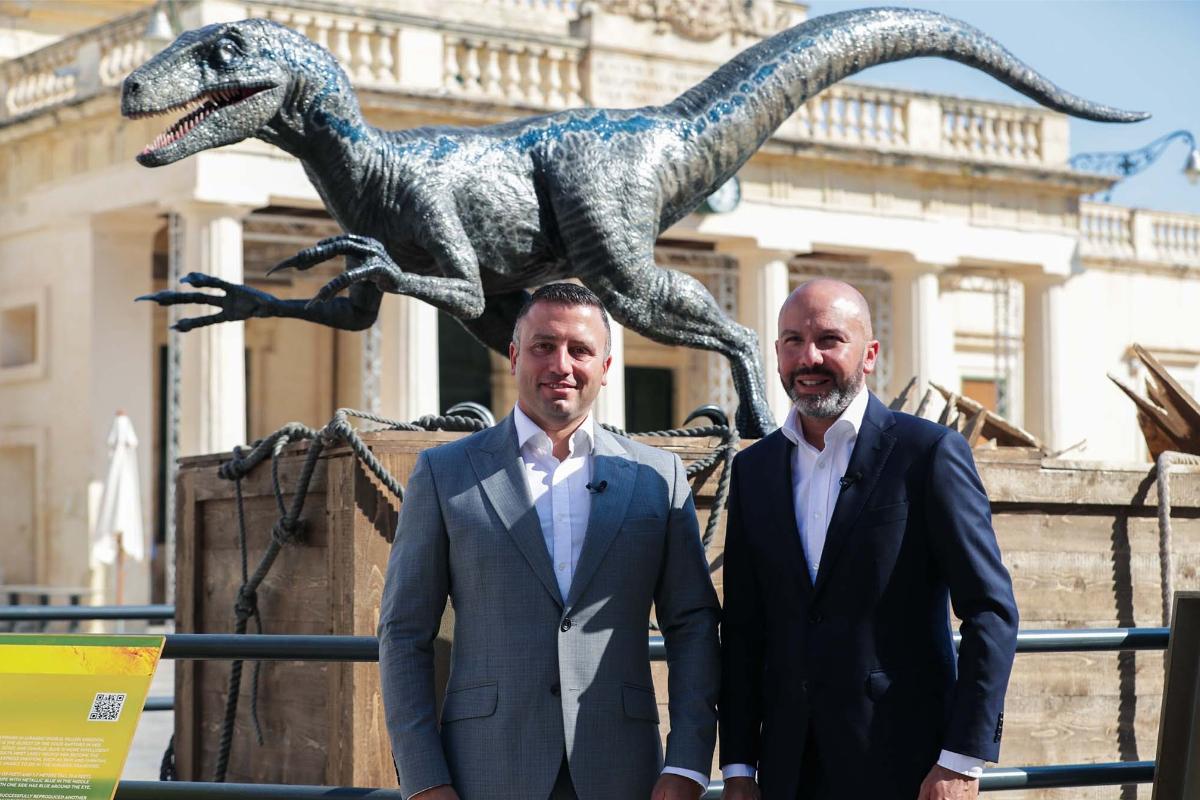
[565,426,635,611]
[762,431,815,597]
[813,394,897,599]
[467,415,563,607]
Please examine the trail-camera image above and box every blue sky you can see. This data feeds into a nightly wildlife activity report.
[803,1,1200,214]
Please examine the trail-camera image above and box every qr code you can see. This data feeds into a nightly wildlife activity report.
[87,692,127,722]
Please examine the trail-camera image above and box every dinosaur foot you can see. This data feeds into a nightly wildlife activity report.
[136,272,275,331]
[735,399,778,439]
[267,234,406,307]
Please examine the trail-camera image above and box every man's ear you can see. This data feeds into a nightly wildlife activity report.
[509,341,518,375]
[600,353,613,386]
[862,340,880,374]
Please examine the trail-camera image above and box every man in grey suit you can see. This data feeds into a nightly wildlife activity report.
[379,283,720,800]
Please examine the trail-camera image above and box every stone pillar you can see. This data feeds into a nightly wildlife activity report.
[593,321,626,430]
[89,212,157,609]
[731,247,793,423]
[391,296,440,420]
[174,202,252,456]
[1022,274,1069,450]
[888,261,955,396]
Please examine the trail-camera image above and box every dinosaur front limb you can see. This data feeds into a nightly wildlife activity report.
[269,233,487,319]
[137,272,381,331]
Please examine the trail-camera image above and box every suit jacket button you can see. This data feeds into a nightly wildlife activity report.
[800,680,809,693]
[551,682,561,696]
[560,618,572,632]
[809,610,822,624]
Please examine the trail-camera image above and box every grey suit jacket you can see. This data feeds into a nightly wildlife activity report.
[378,414,720,800]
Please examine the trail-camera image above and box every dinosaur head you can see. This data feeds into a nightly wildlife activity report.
[122,19,318,167]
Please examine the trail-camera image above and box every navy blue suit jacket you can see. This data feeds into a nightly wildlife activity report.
[719,393,1019,799]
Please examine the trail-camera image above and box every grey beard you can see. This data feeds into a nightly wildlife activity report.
[786,366,865,419]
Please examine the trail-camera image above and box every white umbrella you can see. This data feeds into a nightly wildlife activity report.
[91,413,145,603]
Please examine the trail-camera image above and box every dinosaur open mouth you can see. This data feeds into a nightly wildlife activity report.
[135,85,271,155]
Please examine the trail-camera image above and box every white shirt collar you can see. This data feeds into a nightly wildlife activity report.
[779,387,870,451]
[513,403,595,457]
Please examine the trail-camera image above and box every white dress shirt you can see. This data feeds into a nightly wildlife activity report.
[721,389,984,782]
[512,405,709,790]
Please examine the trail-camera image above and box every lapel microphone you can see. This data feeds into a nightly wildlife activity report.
[838,471,863,490]
[585,480,608,494]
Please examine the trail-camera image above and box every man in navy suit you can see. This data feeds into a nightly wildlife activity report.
[719,279,1018,800]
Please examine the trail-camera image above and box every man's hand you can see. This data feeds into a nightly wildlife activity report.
[411,786,459,800]
[721,775,761,799]
[918,765,979,800]
[652,773,705,800]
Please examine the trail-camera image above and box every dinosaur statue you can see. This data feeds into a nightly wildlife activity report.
[124,7,1145,437]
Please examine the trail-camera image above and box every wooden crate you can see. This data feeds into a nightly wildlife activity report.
[176,432,1200,797]
[173,429,729,784]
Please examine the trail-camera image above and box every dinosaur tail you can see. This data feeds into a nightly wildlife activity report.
[659,7,1146,223]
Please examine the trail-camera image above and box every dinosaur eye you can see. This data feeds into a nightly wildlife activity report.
[210,38,241,68]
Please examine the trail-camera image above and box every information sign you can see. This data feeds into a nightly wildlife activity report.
[0,634,164,800]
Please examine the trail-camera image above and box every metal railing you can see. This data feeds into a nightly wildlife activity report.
[0,605,1165,794]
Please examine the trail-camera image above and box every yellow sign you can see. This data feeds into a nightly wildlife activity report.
[0,634,164,800]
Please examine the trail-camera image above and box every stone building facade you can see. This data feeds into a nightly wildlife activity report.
[1,0,1199,603]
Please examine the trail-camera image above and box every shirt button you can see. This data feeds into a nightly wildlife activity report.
[558,563,567,571]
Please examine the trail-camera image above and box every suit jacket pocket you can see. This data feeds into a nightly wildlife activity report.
[859,501,909,528]
[622,683,660,722]
[441,681,498,724]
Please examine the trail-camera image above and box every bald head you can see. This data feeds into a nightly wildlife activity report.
[779,278,874,340]
[775,278,879,420]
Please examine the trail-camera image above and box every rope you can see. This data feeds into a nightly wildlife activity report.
[1155,451,1200,627]
[202,405,734,778]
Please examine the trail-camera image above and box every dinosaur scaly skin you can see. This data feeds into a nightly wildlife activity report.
[124,8,1146,437]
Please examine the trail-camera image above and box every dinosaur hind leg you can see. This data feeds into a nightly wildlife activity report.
[584,264,777,437]
[456,289,531,355]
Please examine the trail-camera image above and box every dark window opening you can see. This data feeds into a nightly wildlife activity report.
[625,367,674,433]
[438,311,493,413]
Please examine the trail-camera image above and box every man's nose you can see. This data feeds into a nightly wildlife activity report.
[797,341,822,367]
[550,345,572,373]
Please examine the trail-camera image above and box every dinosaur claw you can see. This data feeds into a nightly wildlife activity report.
[266,261,293,276]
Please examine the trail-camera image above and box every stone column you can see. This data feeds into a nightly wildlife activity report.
[174,202,252,456]
[731,247,793,423]
[89,212,157,609]
[390,296,440,420]
[1022,274,1069,450]
[888,260,955,396]
[592,321,626,430]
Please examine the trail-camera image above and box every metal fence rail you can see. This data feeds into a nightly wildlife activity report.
[0,603,174,622]
[146,628,1172,662]
[0,608,1167,794]
[110,760,1157,799]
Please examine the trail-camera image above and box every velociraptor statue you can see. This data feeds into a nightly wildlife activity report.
[124,7,1145,437]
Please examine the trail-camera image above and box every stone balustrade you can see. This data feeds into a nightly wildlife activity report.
[244,4,588,108]
[1081,202,1200,268]
[2,0,1070,169]
[1,8,150,122]
[773,85,1065,166]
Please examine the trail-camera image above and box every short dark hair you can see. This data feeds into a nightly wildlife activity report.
[512,283,612,353]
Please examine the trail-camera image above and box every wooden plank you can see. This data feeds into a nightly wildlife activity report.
[930,381,1042,448]
[889,376,918,411]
